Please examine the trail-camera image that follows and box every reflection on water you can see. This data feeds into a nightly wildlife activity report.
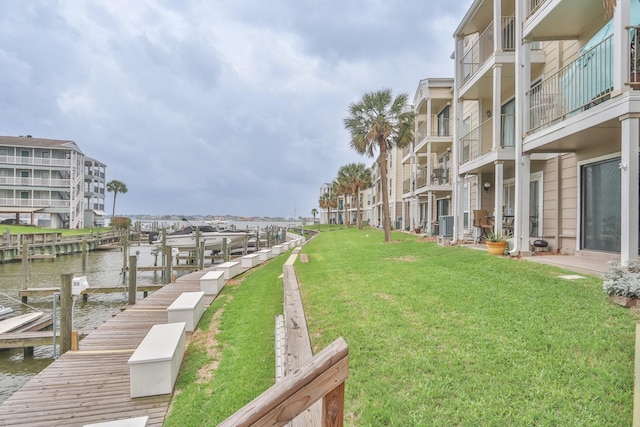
[0,243,165,404]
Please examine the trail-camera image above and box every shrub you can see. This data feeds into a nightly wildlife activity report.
[111,216,131,230]
[602,260,640,297]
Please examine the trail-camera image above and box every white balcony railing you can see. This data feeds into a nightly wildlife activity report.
[528,35,613,133]
[0,198,70,208]
[461,17,515,84]
[527,0,547,18]
[0,177,71,187]
[0,155,70,168]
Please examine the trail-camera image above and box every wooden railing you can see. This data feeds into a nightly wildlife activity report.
[219,337,349,427]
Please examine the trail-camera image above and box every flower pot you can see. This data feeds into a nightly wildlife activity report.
[486,241,507,255]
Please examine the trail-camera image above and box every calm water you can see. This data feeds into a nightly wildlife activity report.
[0,243,165,404]
[0,220,300,403]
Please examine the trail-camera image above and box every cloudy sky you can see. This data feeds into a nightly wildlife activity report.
[0,0,472,218]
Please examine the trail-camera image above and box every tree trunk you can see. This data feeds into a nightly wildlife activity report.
[379,138,392,242]
[356,188,362,229]
[111,192,118,219]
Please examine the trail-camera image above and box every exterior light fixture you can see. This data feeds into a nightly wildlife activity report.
[483,182,491,192]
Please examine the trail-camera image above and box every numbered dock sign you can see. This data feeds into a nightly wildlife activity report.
[72,276,90,296]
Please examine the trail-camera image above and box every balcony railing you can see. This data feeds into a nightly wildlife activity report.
[416,115,453,143]
[0,156,70,168]
[0,198,70,208]
[527,0,547,18]
[416,168,428,189]
[403,178,411,193]
[461,17,515,84]
[527,35,613,133]
[629,26,640,90]
[460,118,491,164]
[0,177,70,187]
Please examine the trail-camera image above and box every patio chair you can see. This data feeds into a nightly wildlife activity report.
[473,209,493,242]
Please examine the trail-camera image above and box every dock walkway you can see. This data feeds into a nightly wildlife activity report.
[0,265,247,426]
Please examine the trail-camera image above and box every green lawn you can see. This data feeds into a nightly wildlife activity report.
[294,228,635,426]
[164,227,635,426]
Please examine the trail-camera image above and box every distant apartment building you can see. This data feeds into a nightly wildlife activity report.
[449,0,639,262]
[402,78,455,235]
[0,135,106,229]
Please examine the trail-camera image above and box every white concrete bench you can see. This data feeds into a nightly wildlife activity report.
[271,245,284,255]
[241,253,261,268]
[257,249,272,261]
[84,416,149,427]
[128,322,186,398]
[216,261,241,279]
[200,270,225,295]
[167,291,205,332]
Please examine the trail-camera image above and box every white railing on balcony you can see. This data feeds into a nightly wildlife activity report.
[0,177,70,187]
[629,26,640,89]
[403,178,411,193]
[461,17,515,84]
[0,198,70,208]
[416,122,427,143]
[416,168,428,189]
[460,117,492,164]
[429,165,452,185]
[528,35,613,133]
[0,155,70,168]
[431,114,453,137]
[527,0,547,18]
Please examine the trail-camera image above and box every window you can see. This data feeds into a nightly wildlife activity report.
[461,116,471,162]
[463,184,470,229]
[501,98,515,147]
[437,105,450,137]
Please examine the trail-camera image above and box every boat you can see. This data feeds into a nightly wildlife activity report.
[0,312,43,334]
[151,223,251,251]
[0,305,13,318]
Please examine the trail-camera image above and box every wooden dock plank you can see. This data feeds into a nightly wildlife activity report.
[0,265,227,426]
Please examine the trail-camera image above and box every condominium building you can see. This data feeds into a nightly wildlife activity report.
[0,135,106,229]
[402,78,455,235]
[84,157,107,227]
[450,0,639,263]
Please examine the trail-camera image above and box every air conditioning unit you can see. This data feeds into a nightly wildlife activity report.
[439,215,454,237]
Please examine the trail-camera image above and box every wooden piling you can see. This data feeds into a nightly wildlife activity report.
[128,255,137,305]
[60,274,72,354]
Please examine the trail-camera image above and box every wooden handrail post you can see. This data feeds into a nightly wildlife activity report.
[219,337,349,427]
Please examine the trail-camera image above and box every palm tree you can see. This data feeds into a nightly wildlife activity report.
[106,179,128,220]
[311,208,318,224]
[319,192,338,225]
[344,89,414,242]
[352,164,372,230]
[332,178,350,226]
[337,163,372,229]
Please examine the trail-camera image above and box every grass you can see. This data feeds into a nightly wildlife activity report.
[0,225,110,235]
[164,253,287,426]
[294,228,635,426]
[163,227,635,426]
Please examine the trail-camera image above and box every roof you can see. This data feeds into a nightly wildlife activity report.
[0,135,83,154]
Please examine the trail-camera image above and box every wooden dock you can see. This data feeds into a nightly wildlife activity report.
[0,266,243,426]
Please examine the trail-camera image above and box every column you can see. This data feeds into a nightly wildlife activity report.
[494,162,504,235]
[492,65,502,151]
[621,114,640,264]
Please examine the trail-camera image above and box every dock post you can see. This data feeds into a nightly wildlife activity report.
[199,241,205,269]
[222,238,228,262]
[81,240,87,274]
[21,241,28,290]
[128,255,137,304]
[60,273,73,354]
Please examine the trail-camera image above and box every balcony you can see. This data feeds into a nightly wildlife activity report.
[527,35,613,133]
[0,198,70,208]
[460,114,515,167]
[415,115,453,145]
[0,177,71,188]
[460,17,515,86]
[0,155,70,168]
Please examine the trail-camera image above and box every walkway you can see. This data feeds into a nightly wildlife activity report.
[0,266,231,426]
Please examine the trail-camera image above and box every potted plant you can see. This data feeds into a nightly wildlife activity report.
[603,261,640,307]
[485,231,509,255]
